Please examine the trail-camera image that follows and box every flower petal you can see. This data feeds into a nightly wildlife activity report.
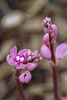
[18,49,29,56]
[19,71,32,83]
[41,44,51,59]
[10,46,17,59]
[16,64,27,69]
[6,54,13,65]
[27,63,37,70]
[6,54,18,66]
[56,43,67,59]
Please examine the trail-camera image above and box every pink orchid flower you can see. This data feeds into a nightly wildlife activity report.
[6,46,42,70]
[6,46,42,83]
[6,46,29,69]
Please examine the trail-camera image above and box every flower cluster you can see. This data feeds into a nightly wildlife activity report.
[6,46,42,83]
[41,17,67,100]
[41,17,67,61]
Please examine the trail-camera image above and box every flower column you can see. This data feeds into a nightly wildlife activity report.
[15,69,26,100]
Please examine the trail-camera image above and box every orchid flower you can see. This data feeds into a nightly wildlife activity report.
[6,46,42,100]
[6,46,28,69]
[6,46,42,70]
[6,46,42,83]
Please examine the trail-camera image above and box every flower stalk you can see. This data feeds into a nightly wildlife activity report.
[49,34,58,100]
[52,66,58,100]
[15,70,26,100]
[41,17,67,100]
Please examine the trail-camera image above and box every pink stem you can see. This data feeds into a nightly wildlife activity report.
[49,35,59,100]
[52,66,58,100]
[15,70,26,100]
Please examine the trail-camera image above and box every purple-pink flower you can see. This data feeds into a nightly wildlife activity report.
[6,46,42,83]
[6,46,29,69]
[6,46,42,70]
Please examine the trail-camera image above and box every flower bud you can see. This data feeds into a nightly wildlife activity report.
[56,43,67,59]
[43,33,49,45]
[39,56,42,61]
[51,24,57,37]
[27,63,37,70]
[41,44,51,59]
[19,71,32,83]
[34,58,39,63]
[26,50,32,57]
[27,56,32,61]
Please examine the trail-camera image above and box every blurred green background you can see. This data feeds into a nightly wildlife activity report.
[0,0,67,100]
